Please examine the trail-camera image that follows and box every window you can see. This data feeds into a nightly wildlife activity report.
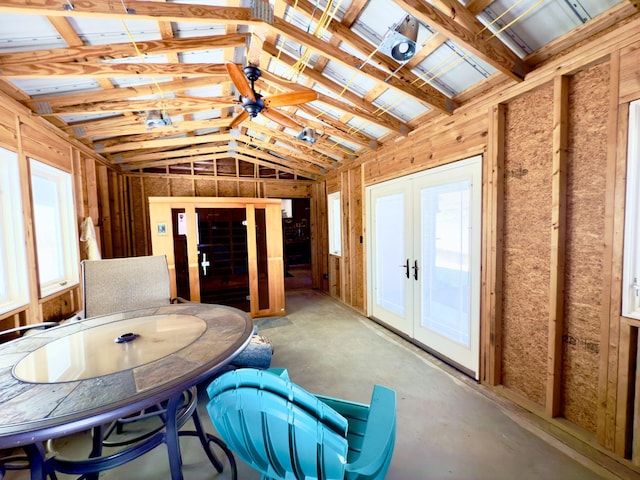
[328,191,341,256]
[30,159,79,297]
[0,147,29,314]
[623,100,640,319]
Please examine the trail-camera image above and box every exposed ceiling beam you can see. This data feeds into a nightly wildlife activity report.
[0,1,257,24]
[73,118,230,140]
[261,44,409,135]
[0,33,249,64]
[36,96,238,115]
[465,0,495,15]
[0,62,229,78]
[269,16,455,114]
[26,77,223,117]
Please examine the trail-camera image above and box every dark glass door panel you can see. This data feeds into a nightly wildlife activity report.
[171,208,190,300]
[196,208,249,311]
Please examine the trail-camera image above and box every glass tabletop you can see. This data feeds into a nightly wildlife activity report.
[13,314,206,383]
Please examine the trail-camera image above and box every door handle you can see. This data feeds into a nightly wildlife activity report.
[412,260,419,281]
[399,259,409,278]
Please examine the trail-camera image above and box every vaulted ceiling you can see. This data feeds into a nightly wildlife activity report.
[0,0,636,181]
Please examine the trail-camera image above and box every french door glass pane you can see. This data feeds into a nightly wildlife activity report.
[375,193,405,316]
[420,180,471,346]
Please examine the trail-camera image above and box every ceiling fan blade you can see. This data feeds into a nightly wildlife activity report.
[261,108,298,129]
[225,62,256,102]
[264,90,318,108]
[229,109,250,129]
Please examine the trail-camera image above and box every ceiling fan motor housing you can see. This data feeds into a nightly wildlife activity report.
[242,94,265,117]
[243,65,261,82]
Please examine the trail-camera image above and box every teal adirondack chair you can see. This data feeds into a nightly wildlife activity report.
[206,368,396,480]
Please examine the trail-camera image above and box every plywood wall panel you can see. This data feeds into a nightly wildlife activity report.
[502,84,554,406]
[562,63,610,433]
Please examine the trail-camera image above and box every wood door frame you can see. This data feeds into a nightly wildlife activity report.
[148,196,285,317]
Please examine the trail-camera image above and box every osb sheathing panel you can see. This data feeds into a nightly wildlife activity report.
[144,176,170,197]
[195,179,217,196]
[239,182,258,197]
[218,180,238,197]
[502,84,554,406]
[562,63,609,433]
[170,177,194,197]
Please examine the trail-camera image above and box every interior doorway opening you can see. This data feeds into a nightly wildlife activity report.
[283,198,312,290]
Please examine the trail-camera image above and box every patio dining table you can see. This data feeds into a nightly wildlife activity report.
[0,302,253,479]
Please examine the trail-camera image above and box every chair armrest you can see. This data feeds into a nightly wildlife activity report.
[344,385,396,476]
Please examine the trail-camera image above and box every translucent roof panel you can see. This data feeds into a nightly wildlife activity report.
[67,17,161,46]
[172,23,228,38]
[413,41,497,97]
[321,61,377,98]
[0,14,66,52]
[372,89,430,122]
[478,0,625,57]
[11,79,102,96]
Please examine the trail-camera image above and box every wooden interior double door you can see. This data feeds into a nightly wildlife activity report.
[148,197,285,317]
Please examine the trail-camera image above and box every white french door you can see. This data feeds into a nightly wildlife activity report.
[367,156,482,378]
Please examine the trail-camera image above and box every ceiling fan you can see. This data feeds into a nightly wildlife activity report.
[225,62,318,129]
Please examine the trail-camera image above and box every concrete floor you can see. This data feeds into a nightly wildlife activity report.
[6,289,636,479]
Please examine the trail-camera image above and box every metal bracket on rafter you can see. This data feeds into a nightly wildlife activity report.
[251,0,274,25]
[63,0,74,11]
[34,101,53,115]
[72,126,86,137]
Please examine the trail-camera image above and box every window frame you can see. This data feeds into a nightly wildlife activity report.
[623,100,640,320]
[30,158,79,298]
[327,191,342,257]
[0,147,29,315]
